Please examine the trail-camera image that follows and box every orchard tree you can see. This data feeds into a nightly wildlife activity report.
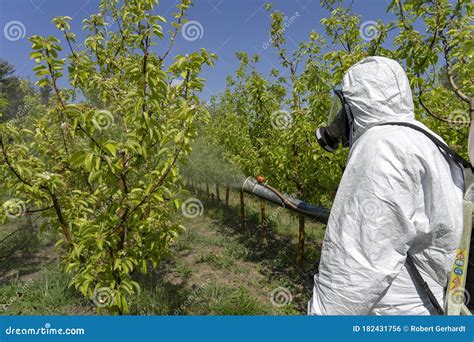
[260,4,345,266]
[389,0,473,158]
[319,0,472,156]
[209,52,286,242]
[0,59,26,122]
[0,0,216,314]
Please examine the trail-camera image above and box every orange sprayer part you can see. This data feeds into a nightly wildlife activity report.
[256,176,266,184]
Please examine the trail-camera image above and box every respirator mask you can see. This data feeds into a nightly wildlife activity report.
[315,89,354,153]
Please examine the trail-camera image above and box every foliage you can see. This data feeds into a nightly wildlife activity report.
[0,0,216,314]
[320,0,472,155]
[389,0,473,157]
[0,59,28,122]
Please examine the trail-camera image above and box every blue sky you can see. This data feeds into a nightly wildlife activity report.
[0,0,393,100]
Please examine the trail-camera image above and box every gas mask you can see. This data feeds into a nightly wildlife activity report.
[316,89,354,153]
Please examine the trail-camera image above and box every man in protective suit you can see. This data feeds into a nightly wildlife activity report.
[309,56,464,315]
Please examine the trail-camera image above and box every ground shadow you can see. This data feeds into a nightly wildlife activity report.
[0,220,54,285]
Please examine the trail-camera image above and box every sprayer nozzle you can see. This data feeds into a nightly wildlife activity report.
[256,176,266,184]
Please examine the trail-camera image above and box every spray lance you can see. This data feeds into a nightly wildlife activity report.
[240,90,351,222]
[241,176,330,224]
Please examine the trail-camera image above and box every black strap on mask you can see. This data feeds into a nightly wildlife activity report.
[334,89,355,147]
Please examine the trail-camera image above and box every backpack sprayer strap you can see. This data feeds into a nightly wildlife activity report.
[376,122,471,169]
[406,253,445,315]
[374,122,473,315]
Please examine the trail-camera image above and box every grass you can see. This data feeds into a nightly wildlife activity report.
[198,285,268,315]
[171,261,193,278]
[0,215,91,315]
[0,184,326,315]
[0,264,92,315]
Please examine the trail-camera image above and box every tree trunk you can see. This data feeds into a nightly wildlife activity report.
[206,183,210,199]
[211,193,215,203]
[240,188,245,231]
[26,212,33,228]
[259,198,267,245]
[216,183,220,201]
[296,215,305,267]
[225,184,230,206]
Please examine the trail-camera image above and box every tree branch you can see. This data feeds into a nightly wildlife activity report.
[396,0,410,31]
[60,24,78,60]
[26,206,54,213]
[1,135,74,247]
[0,136,32,187]
[440,32,471,106]
[108,145,185,235]
[49,189,73,247]
[417,83,466,126]
[159,6,186,63]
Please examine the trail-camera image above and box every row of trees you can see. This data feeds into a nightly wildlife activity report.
[0,0,216,314]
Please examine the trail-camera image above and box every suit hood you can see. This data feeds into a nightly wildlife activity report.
[342,56,415,141]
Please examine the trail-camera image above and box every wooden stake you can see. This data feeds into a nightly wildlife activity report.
[296,215,305,267]
[240,188,245,231]
[260,198,267,245]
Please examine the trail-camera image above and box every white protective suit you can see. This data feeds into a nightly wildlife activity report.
[308,56,464,315]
